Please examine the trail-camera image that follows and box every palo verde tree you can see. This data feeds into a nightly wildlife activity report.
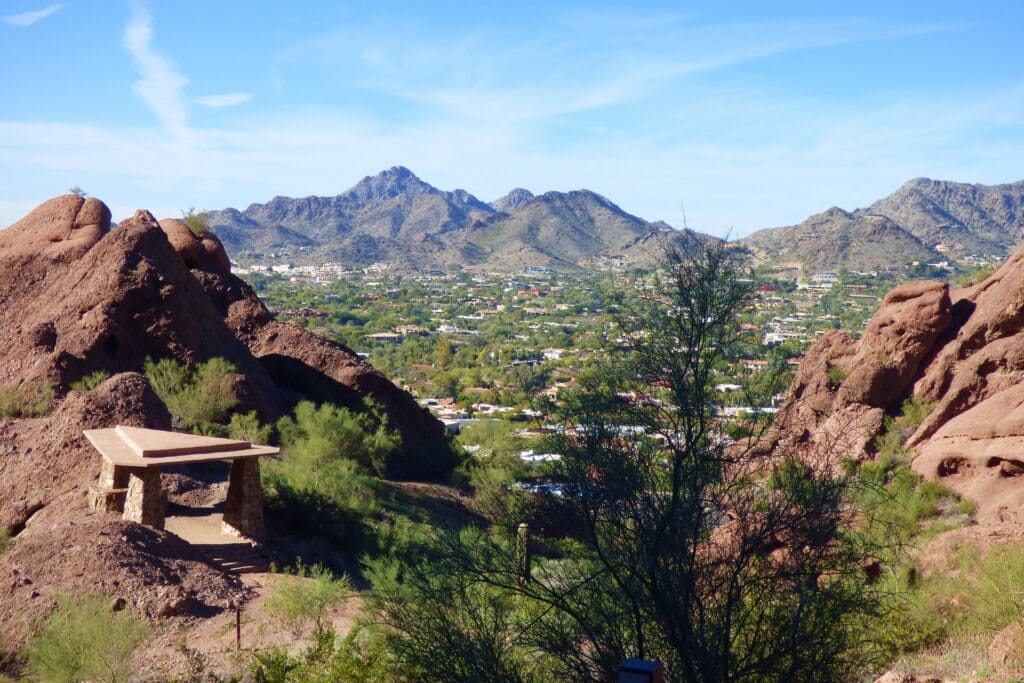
[368,240,891,682]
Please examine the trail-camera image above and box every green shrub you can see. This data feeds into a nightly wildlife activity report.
[70,370,110,393]
[263,401,397,546]
[276,400,399,478]
[0,529,9,556]
[181,207,209,236]
[826,365,846,388]
[265,562,351,636]
[251,625,393,683]
[0,380,53,418]
[228,410,273,444]
[144,357,239,431]
[23,593,150,683]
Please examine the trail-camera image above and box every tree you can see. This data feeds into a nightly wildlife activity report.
[434,338,453,370]
[369,240,889,681]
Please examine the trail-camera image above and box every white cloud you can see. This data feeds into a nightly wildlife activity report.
[3,3,64,27]
[122,1,191,143]
[195,93,254,108]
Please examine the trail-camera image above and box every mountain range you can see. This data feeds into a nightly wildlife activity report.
[742,177,1024,272]
[207,169,1024,272]
[206,166,701,271]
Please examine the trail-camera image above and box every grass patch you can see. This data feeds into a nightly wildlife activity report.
[0,380,53,418]
[70,370,110,393]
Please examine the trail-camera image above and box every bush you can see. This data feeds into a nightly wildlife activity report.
[251,626,393,683]
[70,370,110,393]
[144,357,239,432]
[23,593,150,683]
[181,207,209,236]
[0,380,53,418]
[264,562,351,636]
[826,364,846,388]
[276,400,399,478]
[262,401,400,546]
[0,530,9,556]
[228,410,273,444]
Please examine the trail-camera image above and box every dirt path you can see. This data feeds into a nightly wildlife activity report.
[135,510,362,680]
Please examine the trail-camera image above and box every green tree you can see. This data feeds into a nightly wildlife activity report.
[67,186,86,198]
[370,241,889,681]
[434,338,454,370]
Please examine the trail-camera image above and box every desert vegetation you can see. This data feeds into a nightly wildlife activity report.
[0,380,53,418]
[143,357,240,433]
[22,593,150,683]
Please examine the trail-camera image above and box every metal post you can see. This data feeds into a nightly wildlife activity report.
[517,523,532,586]
[235,604,241,651]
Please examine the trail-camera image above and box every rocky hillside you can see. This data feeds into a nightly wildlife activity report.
[0,195,455,643]
[764,241,1024,527]
[208,166,704,270]
[742,178,1024,272]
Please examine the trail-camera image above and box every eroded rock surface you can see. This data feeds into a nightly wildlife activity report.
[768,244,1024,524]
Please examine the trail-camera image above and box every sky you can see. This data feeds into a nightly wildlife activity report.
[1,1,1022,237]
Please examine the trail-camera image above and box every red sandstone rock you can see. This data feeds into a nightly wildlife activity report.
[158,218,231,273]
[0,194,110,261]
[0,196,455,642]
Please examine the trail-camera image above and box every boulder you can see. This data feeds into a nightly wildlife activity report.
[0,194,110,261]
[158,218,231,274]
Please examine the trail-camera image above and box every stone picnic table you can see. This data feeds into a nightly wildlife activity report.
[84,425,278,541]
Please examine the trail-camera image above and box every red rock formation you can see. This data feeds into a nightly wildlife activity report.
[767,281,950,457]
[0,195,455,642]
[770,244,1024,524]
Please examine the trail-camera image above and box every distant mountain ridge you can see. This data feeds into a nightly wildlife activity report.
[207,167,702,271]
[209,171,1024,273]
[740,178,1024,272]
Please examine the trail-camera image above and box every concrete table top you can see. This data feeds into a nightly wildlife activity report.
[84,426,279,467]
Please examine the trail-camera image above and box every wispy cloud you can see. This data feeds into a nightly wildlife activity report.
[281,16,961,124]
[195,93,254,108]
[4,3,65,27]
[122,1,190,143]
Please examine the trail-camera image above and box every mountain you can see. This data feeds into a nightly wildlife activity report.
[491,187,534,213]
[208,167,703,270]
[742,178,1024,272]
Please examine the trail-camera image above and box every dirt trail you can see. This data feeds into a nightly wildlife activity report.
[135,509,362,680]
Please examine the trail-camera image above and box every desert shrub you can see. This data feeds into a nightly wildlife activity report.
[265,562,351,636]
[826,364,846,388]
[227,410,273,444]
[251,625,393,683]
[263,401,398,546]
[181,207,209,236]
[956,263,998,287]
[0,530,9,556]
[144,357,239,432]
[276,400,399,478]
[23,593,150,683]
[70,370,110,393]
[0,380,53,418]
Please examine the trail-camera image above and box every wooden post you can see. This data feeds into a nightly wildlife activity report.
[235,604,241,651]
[517,523,532,587]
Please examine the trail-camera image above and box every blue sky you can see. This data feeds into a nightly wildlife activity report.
[1,1,1022,236]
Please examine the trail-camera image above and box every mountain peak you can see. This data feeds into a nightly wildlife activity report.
[347,166,436,202]
[491,188,535,213]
